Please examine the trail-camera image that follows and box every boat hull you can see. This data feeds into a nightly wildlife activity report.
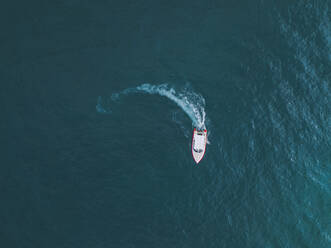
[191,128,207,164]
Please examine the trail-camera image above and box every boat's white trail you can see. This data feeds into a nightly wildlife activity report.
[97,83,207,129]
[136,84,206,129]
[95,96,112,114]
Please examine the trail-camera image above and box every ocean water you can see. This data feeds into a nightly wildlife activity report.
[1,0,330,247]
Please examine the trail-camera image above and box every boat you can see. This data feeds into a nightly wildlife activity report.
[191,128,207,164]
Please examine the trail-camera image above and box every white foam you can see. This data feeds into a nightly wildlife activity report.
[96,83,207,129]
[136,83,206,129]
[96,96,111,114]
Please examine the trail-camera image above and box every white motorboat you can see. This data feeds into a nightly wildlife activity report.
[191,128,207,164]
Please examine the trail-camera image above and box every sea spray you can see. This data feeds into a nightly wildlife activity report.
[97,83,207,129]
[96,96,112,114]
[136,84,206,129]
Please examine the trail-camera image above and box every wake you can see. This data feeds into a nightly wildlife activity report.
[97,83,207,129]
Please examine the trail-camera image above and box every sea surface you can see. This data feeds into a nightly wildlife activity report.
[1,0,330,247]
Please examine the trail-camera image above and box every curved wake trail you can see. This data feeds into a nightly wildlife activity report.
[136,84,206,129]
[97,83,207,129]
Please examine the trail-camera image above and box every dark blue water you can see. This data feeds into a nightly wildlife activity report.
[1,0,330,247]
